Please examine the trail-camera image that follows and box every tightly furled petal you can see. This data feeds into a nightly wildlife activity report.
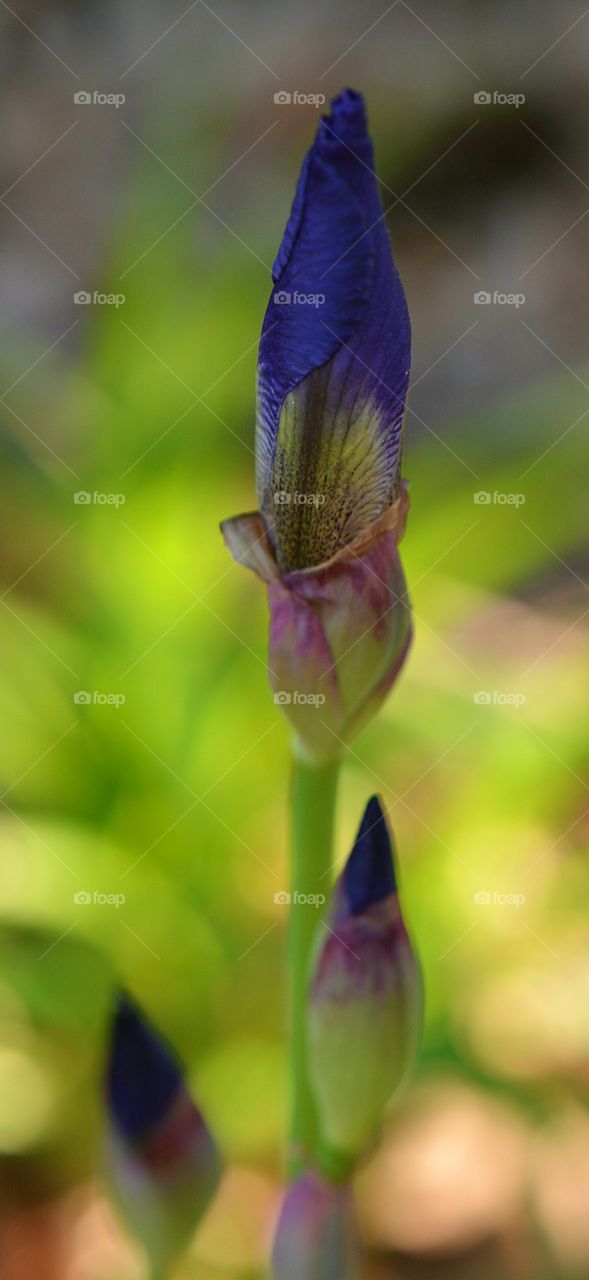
[221,488,411,764]
[105,993,220,1269]
[308,798,422,1167]
[343,794,397,914]
[108,993,181,1143]
[272,1172,361,1280]
[257,88,411,573]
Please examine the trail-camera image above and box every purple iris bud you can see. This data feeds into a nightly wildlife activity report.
[272,1171,361,1280]
[257,87,411,573]
[105,993,221,1271]
[222,90,412,763]
[308,798,422,1169]
[107,993,182,1143]
[343,793,397,914]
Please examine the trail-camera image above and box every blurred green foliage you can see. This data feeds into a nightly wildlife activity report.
[0,109,587,1279]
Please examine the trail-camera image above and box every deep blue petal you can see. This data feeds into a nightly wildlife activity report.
[344,795,397,915]
[256,89,411,569]
[107,993,183,1143]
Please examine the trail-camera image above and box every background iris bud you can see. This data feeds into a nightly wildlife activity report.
[104,992,221,1272]
[272,1171,361,1280]
[308,797,422,1171]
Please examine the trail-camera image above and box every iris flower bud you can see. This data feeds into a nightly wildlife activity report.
[272,1171,361,1280]
[222,89,412,764]
[308,797,422,1171]
[104,993,221,1272]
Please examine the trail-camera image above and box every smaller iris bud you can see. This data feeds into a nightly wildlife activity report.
[308,797,422,1174]
[104,992,221,1273]
[272,1171,361,1280]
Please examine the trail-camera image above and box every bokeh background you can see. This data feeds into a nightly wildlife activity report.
[0,1,588,1277]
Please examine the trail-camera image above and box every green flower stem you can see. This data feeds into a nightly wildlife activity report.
[288,750,340,1178]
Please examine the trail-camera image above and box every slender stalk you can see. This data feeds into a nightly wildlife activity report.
[288,750,340,1178]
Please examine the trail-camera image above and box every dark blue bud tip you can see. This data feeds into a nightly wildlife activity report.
[318,88,367,148]
[107,990,182,1142]
[343,796,397,915]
